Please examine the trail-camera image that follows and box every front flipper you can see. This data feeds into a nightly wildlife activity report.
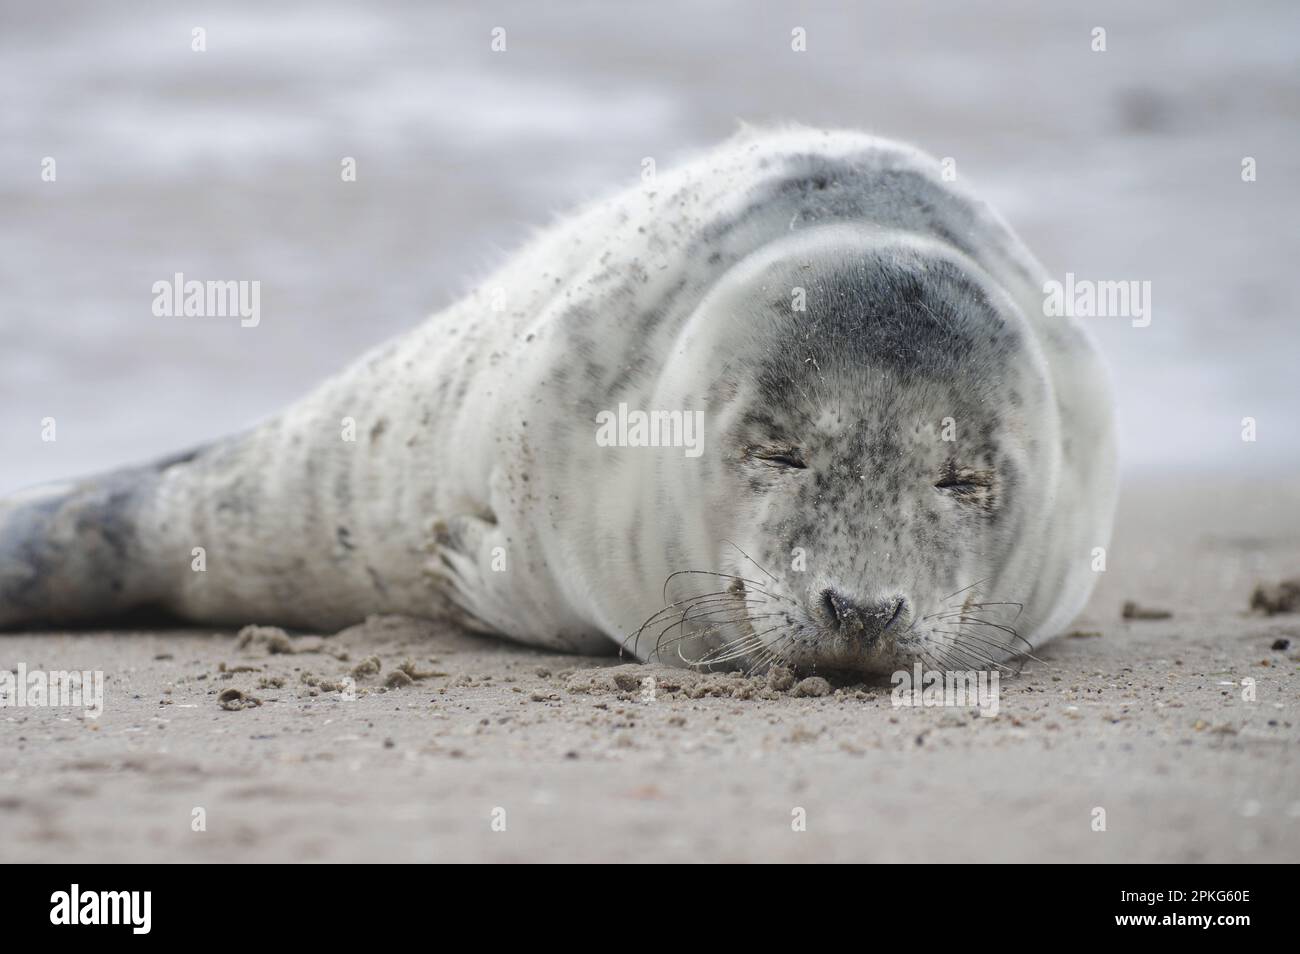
[425,512,505,635]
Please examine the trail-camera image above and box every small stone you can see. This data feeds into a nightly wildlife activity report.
[217,688,262,711]
[612,671,643,692]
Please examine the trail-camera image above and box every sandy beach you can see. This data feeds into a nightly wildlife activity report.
[1,1,1297,864]
[2,477,1296,863]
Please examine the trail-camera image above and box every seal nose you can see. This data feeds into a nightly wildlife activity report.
[820,590,907,642]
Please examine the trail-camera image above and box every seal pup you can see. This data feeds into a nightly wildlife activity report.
[0,126,1117,675]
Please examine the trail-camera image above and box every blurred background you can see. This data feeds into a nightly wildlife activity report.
[1,0,1297,494]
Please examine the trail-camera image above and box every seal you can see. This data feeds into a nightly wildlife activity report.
[0,126,1117,675]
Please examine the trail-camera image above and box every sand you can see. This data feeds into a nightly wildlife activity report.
[2,477,1298,863]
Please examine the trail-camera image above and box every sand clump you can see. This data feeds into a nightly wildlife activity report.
[237,624,348,659]
[350,655,382,679]
[562,663,851,701]
[1250,578,1300,615]
[1122,601,1172,621]
[398,659,447,680]
[564,664,767,699]
[230,620,456,696]
[793,676,833,698]
[766,666,797,691]
[300,672,350,693]
[384,670,414,689]
[217,688,261,711]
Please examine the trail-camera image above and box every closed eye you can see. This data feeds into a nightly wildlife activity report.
[936,476,983,491]
[748,446,807,469]
[935,468,994,494]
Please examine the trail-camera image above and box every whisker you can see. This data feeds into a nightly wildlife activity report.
[721,539,781,586]
[934,626,1015,656]
[927,612,1034,656]
[637,588,767,626]
[661,569,794,606]
[625,591,771,657]
[932,631,1018,673]
[936,640,984,672]
[959,600,1025,621]
[916,647,946,674]
[655,597,774,634]
[694,635,768,665]
[965,622,1037,661]
[691,625,787,666]
[745,632,795,676]
[677,623,782,667]
[647,605,780,657]
[935,626,1035,672]
[679,595,772,621]
[624,588,756,648]
[651,612,789,656]
[625,564,803,667]
[935,577,991,606]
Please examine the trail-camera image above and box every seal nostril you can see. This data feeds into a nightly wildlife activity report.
[883,597,907,632]
[821,588,845,627]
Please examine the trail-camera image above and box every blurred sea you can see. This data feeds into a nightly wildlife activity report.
[2,0,1297,493]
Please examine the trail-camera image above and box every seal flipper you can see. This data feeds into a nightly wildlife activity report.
[0,447,204,630]
[426,512,503,635]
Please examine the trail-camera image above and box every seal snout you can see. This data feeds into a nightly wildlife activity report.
[819,589,907,644]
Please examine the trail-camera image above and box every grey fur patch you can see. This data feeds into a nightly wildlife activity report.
[0,444,210,628]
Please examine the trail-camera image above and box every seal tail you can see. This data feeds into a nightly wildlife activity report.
[0,449,203,630]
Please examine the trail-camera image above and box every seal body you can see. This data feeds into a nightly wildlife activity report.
[0,127,1117,673]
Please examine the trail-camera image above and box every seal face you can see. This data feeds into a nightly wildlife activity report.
[0,127,1117,677]
[624,230,1060,675]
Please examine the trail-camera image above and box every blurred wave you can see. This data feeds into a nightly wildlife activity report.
[1,0,1297,492]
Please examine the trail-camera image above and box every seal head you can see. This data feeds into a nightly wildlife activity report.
[632,226,1062,676]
